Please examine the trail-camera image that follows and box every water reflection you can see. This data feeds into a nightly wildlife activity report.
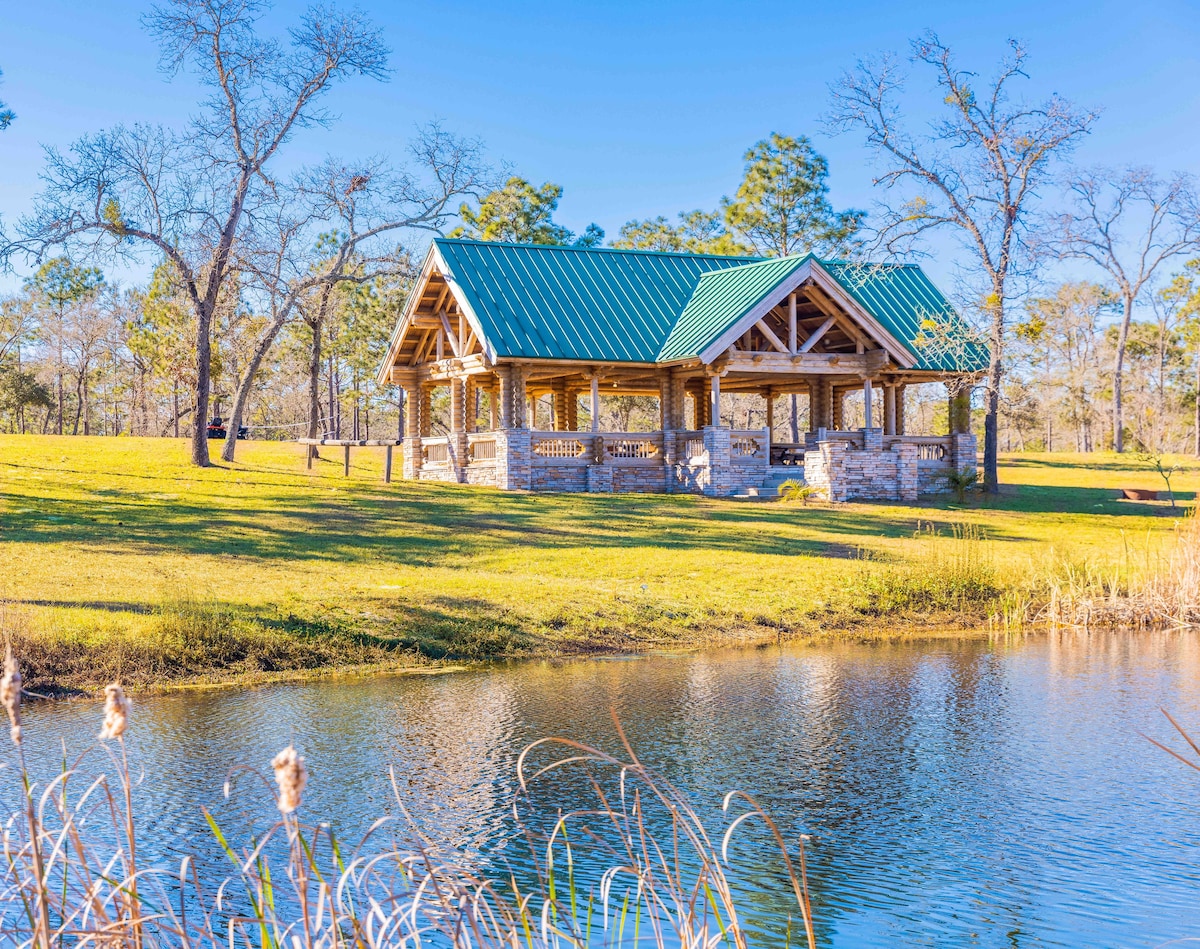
[10,632,1200,947]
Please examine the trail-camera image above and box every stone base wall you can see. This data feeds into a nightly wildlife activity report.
[950,433,978,473]
[400,428,975,501]
[613,465,666,493]
[531,464,589,492]
[587,464,613,493]
[701,427,736,497]
[417,465,458,484]
[805,432,918,502]
[495,429,532,490]
[464,464,498,487]
[673,464,708,494]
[918,462,951,494]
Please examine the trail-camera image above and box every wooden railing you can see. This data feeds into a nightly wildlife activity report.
[531,432,590,464]
[528,431,666,466]
[678,431,705,464]
[603,434,662,465]
[422,436,451,465]
[467,433,497,463]
[729,429,769,466]
[885,435,952,463]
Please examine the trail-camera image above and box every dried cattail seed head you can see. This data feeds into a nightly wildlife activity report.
[1,650,21,746]
[271,745,307,815]
[98,683,131,741]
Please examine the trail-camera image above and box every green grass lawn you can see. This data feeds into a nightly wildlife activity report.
[1,435,1196,691]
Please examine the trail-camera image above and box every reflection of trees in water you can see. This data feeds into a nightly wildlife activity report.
[13,635,1200,946]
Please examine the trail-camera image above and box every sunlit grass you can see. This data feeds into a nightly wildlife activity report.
[1,436,1196,690]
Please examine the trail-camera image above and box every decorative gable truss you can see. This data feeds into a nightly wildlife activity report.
[691,260,915,386]
[377,247,493,385]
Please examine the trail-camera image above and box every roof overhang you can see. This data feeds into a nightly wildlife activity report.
[374,242,497,386]
[695,259,918,369]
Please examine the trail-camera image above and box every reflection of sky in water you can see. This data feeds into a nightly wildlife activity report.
[8,632,1200,947]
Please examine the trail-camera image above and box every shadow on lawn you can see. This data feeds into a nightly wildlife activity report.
[9,455,1187,567]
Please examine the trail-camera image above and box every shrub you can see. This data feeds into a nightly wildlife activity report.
[778,479,818,505]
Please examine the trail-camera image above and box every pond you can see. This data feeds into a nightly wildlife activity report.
[11,631,1200,947]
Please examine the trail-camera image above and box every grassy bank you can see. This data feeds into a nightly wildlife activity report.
[1,435,1196,692]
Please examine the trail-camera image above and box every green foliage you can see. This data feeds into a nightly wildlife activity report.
[0,367,52,416]
[722,133,864,257]
[777,478,817,505]
[101,197,127,237]
[0,67,13,131]
[451,176,603,246]
[612,210,752,255]
[943,466,981,503]
[27,257,104,309]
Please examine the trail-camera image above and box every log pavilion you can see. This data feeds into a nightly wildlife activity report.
[376,239,986,500]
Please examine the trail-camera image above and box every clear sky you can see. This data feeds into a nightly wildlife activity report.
[2,0,1198,295]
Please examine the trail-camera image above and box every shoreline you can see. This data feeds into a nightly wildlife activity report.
[14,617,997,698]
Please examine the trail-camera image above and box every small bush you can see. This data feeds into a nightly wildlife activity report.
[778,479,818,505]
[943,467,980,504]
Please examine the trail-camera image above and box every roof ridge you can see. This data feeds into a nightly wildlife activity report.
[434,236,764,262]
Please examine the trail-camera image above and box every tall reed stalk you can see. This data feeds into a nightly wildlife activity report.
[0,654,816,948]
[1043,508,1199,629]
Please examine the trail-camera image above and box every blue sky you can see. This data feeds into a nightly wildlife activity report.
[2,0,1198,296]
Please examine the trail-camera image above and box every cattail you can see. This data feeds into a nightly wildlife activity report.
[98,683,131,741]
[271,744,307,815]
[1,649,21,745]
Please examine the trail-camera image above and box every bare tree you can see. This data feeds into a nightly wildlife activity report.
[1057,168,1200,452]
[828,33,1096,492]
[219,132,487,461]
[5,0,388,466]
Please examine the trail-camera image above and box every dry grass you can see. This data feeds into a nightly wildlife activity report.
[1043,509,1199,629]
[0,656,816,948]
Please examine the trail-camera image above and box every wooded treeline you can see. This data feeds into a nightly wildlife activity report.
[1,6,1198,477]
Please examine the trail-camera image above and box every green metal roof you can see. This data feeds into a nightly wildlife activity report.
[657,255,809,362]
[427,238,986,372]
[435,238,751,362]
[820,261,990,373]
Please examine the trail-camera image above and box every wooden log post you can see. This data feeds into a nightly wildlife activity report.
[884,384,897,436]
[863,377,874,430]
[590,374,601,433]
[788,293,798,355]
[553,378,569,431]
[343,444,350,476]
[565,388,579,431]
[384,445,393,483]
[897,384,907,436]
[514,365,529,429]
[765,387,775,440]
[949,385,972,435]
[398,372,421,480]
[497,366,513,429]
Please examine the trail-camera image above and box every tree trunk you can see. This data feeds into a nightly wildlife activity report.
[306,316,323,459]
[1112,295,1134,453]
[982,299,1003,493]
[221,312,292,462]
[1195,357,1200,457]
[71,373,84,435]
[190,303,213,466]
[789,394,799,442]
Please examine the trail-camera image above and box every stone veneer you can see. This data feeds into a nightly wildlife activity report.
[402,427,977,502]
[805,430,978,502]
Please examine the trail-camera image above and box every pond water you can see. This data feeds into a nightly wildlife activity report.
[11,632,1200,947]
